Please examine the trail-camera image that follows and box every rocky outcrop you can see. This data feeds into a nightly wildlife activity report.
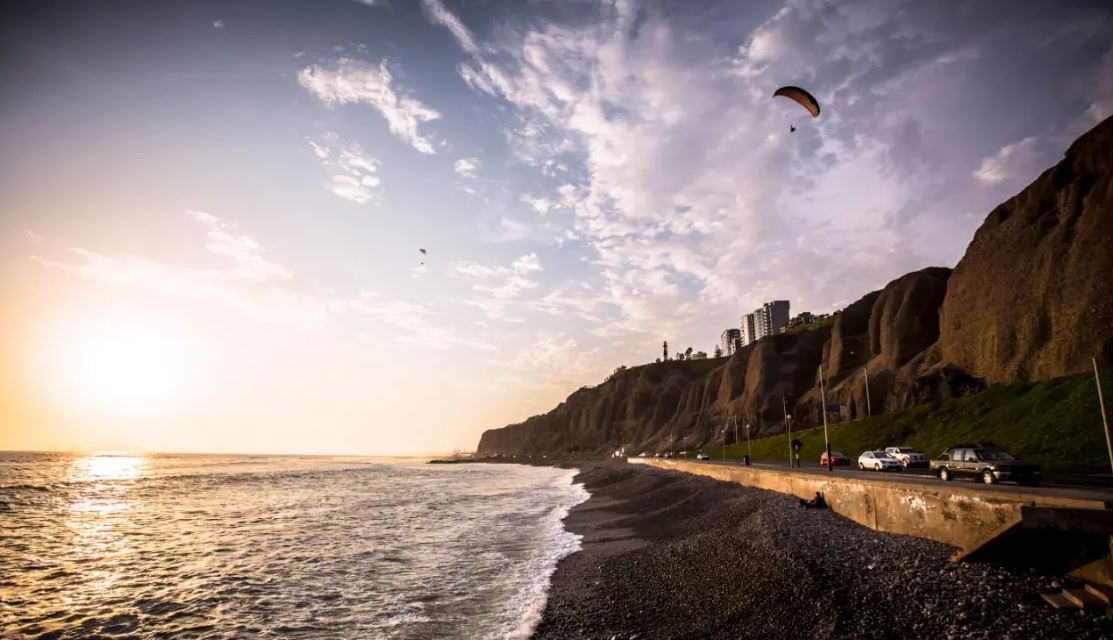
[940,116,1113,383]
[477,117,1113,456]
[799,267,953,424]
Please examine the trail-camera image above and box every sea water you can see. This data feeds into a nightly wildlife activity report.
[0,452,588,639]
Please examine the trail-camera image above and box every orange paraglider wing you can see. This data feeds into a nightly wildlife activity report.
[773,86,820,118]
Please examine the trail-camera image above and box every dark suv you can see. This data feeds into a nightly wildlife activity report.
[930,446,1041,486]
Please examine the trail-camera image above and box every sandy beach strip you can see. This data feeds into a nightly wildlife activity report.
[532,463,1113,640]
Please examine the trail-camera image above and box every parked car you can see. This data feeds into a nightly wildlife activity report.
[820,450,849,466]
[884,446,928,468]
[858,450,902,471]
[696,453,710,461]
[930,446,1041,485]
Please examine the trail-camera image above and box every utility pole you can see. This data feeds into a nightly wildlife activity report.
[820,364,833,472]
[782,396,792,468]
[864,365,872,417]
[1095,358,1112,475]
[721,416,727,461]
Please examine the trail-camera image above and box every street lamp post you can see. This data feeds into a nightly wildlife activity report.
[721,416,728,461]
[864,364,872,417]
[1094,358,1112,475]
[820,364,833,472]
[782,396,792,468]
[745,422,751,465]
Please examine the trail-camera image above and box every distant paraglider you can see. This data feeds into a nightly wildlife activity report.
[774,85,820,133]
[419,248,427,266]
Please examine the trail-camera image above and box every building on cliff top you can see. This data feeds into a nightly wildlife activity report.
[720,328,742,356]
[741,312,757,346]
[743,300,791,343]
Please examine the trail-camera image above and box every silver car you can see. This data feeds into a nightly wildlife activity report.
[858,450,902,471]
[884,446,928,468]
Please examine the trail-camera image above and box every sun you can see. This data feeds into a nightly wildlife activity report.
[51,316,192,416]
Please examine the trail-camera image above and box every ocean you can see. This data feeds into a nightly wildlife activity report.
[0,452,589,639]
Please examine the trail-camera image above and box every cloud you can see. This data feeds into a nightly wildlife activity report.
[454,156,480,178]
[453,252,543,320]
[424,0,1113,366]
[972,136,1042,186]
[307,137,381,203]
[521,194,552,215]
[421,0,479,55]
[340,292,494,350]
[36,212,496,349]
[212,19,224,29]
[298,59,441,154]
[38,211,327,328]
[501,332,604,390]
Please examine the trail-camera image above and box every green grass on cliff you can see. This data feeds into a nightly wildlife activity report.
[706,372,1112,473]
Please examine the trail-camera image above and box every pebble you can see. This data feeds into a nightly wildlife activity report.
[530,464,1113,640]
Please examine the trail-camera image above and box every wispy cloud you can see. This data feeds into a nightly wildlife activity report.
[307,136,382,203]
[298,59,441,154]
[453,252,543,320]
[38,211,327,328]
[972,136,1043,186]
[339,292,494,350]
[35,211,494,348]
[499,332,605,390]
[454,157,480,178]
[421,0,479,55]
[212,19,225,29]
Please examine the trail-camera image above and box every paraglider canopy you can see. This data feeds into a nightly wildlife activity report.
[419,248,427,254]
[773,86,820,118]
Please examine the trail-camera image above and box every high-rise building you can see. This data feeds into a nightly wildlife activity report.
[748,300,791,342]
[720,328,741,356]
[740,313,757,346]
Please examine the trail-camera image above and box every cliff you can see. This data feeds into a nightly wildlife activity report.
[940,116,1113,383]
[477,116,1113,456]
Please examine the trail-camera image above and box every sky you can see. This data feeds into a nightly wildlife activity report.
[1,0,1111,456]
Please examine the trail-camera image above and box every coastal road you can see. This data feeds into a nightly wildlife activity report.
[670,457,1113,504]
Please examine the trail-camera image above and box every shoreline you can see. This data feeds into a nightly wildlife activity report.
[533,462,1113,640]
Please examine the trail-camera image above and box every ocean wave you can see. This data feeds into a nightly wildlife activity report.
[2,455,590,640]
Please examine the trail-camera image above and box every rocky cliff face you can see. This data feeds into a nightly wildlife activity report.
[940,116,1113,383]
[477,268,953,455]
[477,116,1113,456]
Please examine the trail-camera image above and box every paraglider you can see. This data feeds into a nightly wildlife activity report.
[773,85,820,133]
[419,248,426,266]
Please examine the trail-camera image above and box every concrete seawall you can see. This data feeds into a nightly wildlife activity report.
[631,458,1112,560]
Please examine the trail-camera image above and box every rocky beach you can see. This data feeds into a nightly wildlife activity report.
[533,463,1113,640]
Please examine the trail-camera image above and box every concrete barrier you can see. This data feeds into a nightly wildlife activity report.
[631,458,1112,559]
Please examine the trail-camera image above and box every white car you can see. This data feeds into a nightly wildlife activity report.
[858,450,902,471]
[695,453,710,461]
[884,446,928,468]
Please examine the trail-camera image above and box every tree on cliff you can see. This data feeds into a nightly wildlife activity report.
[685,347,693,360]
[663,341,669,361]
